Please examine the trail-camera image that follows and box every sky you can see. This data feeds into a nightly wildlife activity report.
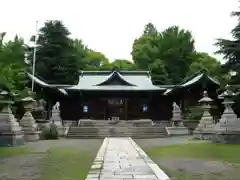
[0,0,239,62]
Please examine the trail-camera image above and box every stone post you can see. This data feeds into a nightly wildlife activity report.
[0,90,24,146]
[20,96,39,141]
[212,88,240,143]
[171,102,183,127]
[193,91,214,140]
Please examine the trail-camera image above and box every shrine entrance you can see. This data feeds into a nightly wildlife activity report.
[106,99,126,120]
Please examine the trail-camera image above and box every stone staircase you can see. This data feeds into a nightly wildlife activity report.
[66,119,168,138]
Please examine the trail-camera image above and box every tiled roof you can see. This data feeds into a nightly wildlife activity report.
[67,70,165,91]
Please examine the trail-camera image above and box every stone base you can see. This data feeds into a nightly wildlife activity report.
[212,132,240,144]
[24,132,40,142]
[193,131,213,140]
[166,127,189,136]
[0,133,25,146]
[57,127,68,137]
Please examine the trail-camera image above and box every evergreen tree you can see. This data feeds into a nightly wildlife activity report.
[216,8,240,84]
[29,21,79,84]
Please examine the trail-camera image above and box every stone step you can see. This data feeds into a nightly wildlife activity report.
[66,134,166,138]
[66,124,168,138]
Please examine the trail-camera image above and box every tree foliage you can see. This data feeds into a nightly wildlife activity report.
[27,20,79,85]
[0,20,232,103]
[215,8,240,85]
[132,24,196,84]
[0,33,29,98]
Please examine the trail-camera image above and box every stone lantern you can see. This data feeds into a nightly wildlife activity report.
[218,89,237,124]
[212,87,240,144]
[20,96,39,141]
[0,90,24,146]
[193,91,214,140]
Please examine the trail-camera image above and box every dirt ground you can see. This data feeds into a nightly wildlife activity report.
[0,139,102,180]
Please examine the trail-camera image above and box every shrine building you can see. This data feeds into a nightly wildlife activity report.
[28,69,220,122]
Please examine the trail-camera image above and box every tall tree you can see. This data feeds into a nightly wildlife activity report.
[72,39,88,70]
[28,21,79,84]
[132,35,158,70]
[159,26,195,83]
[216,7,240,84]
[84,50,110,70]
[143,23,158,36]
[109,59,137,70]
[149,59,169,84]
[188,52,230,87]
[132,24,195,84]
[0,33,29,97]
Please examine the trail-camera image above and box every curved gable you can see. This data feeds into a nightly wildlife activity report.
[95,71,136,86]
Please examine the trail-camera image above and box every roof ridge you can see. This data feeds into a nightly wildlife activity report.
[179,68,207,85]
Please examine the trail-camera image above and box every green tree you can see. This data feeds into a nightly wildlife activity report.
[188,52,230,86]
[0,33,29,98]
[29,21,79,84]
[109,59,137,70]
[143,23,158,36]
[84,50,110,70]
[132,35,158,70]
[72,39,88,70]
[216,8,240,85]
[132,23,195,84]
[149,59,169,85]
[159,26,195,84]
[188,52,221,76]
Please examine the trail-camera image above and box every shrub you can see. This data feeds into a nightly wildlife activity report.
[182,105,203,132]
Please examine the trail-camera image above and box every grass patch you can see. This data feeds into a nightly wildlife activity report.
[148,143,240,163]
[39,147,96,180]
[160,167,236,180]
[146,143,240,180]
[0,146,28,157]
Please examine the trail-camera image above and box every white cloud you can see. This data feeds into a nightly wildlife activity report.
[0,0,239,62]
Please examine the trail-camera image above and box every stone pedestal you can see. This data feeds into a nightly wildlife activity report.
[167,102,189,136]
[212,89,240,144]
[193,91,214,140]
[20,97,39,142]
[0,91,24,146]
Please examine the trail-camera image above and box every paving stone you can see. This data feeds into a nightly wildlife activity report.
[85,137,170,180]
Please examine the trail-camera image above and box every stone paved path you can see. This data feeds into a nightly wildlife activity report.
[86,137,170,180]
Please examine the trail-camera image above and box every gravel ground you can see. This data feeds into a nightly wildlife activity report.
[0,139,102,180]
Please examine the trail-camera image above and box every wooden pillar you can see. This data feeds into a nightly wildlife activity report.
[125,98,128,120]
[45,100,52,120]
